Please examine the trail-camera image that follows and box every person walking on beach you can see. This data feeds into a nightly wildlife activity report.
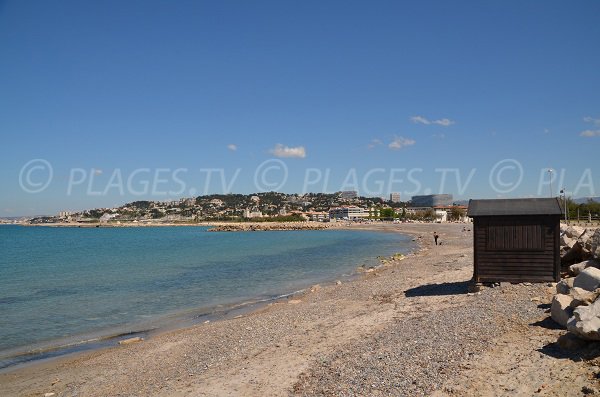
[433,231,439,246]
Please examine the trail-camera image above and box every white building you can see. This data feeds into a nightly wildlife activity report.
[434,209,448,223]
[390,192,401,203]
[243,209,263,218]
[306,211,329,222]
[329,206,368,220]
[99,213,119,223]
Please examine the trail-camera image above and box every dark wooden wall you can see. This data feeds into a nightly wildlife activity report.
[473,215,560,282]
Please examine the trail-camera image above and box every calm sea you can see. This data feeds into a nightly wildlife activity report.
[0,225,412,368]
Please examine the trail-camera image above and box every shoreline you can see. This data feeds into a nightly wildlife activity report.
[0,224,415,373]
[2,223,596,396]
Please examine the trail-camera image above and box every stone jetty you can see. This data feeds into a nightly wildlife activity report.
[208,222,334,232]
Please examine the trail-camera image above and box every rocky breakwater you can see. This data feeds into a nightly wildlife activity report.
[551,225,600,341]
[560,225,599,266]
[208,222,332,232]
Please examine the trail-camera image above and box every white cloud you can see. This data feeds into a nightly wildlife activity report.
[580,129,600,137]
[367,139,382,149]
[410,115,455,126]
[269,144,306,158]
[93,169,103,176]
[410,116,431,125]
[584,116,600,126]
[227,144,237,151]
[388,136,416,150]
[433,118,454,126]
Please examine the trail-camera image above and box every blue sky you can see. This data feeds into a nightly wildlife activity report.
[1,0,599,216]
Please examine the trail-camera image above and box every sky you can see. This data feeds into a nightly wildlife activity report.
[1,0,599,216]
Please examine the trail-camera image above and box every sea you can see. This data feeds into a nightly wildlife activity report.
[0,224,413,369]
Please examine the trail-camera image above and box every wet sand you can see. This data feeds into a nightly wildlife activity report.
[1,223,598,396]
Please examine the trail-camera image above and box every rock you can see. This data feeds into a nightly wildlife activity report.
[551,294,574,327]
[563,225,585,239]
[570,287,600,307]
[556,278,575,294]
[44,393,56,397]
[561,242,585,265]
[590,229,600,259]
[309,284,321,292]
[574,267,600,291]
[557,333,588,350]
[569,260,600,276]
[288,299,302,304]
[568,299,600,340]
[335,280,342,285]
[560,234,576,248]
[118,336,144,345]
[579,229,596,247]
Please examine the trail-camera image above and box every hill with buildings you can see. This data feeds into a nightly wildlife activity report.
[21,192,471,225]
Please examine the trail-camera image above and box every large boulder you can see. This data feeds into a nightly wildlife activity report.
[569,260,600,276]
[570,287,600,307]
[551,294,574,327]
[560,234,576,249]
[563,225,585,239]
[573,267,600,291]
[567,299,600,340]
[579,229,597,252]
[556,277,575,295]
[561,242,586,266]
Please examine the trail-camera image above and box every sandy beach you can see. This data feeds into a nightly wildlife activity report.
[1,223,599,396]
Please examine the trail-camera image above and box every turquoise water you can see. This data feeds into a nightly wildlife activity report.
[0,225,412,366]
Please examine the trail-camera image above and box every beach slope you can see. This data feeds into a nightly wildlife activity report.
[1,224,598,396]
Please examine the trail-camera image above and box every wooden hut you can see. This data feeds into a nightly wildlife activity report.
[467,198,563,283]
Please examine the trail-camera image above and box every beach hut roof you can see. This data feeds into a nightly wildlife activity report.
[467,198,563,217]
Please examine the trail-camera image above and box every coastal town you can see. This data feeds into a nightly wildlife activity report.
[7,192,471,225]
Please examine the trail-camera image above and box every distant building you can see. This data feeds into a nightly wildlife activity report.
[329,206,368,220]
[390,192,401,203]
[210,199,224,206]
[404,207,433,215]
[243,208,263,218]
[99,213,118,223]
[434,209,447,223]
[339,191,358,200]
[57,211,72,218]
[305,211,329,222]
[434,205,470,222]
[410,194,453,207]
